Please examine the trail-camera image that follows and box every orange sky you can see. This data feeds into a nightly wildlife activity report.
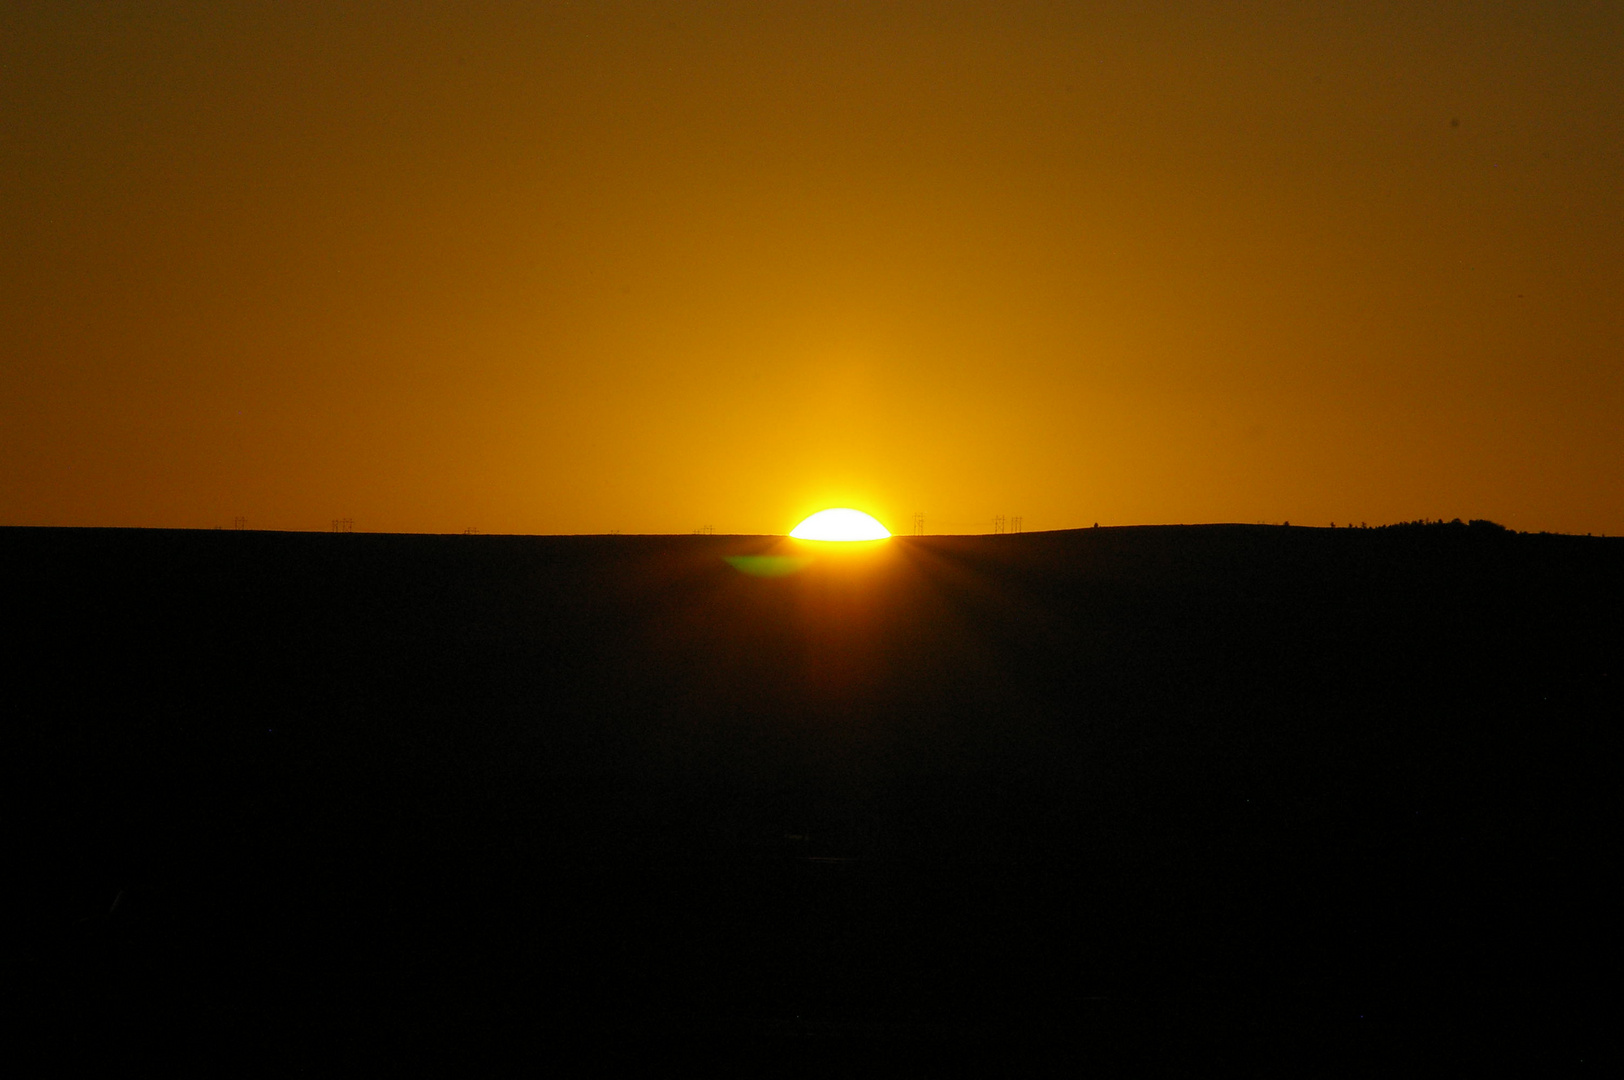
[3,2,1621,535]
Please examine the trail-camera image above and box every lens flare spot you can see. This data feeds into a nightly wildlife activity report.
[724,555,811,577]
[789,509,891,541]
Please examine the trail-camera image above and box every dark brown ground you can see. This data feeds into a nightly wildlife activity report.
[12,524,1618,1071]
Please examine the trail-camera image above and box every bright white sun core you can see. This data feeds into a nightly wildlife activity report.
[790,508,891,541]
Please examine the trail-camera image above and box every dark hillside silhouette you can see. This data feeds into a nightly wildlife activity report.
[12,525,1618,1069]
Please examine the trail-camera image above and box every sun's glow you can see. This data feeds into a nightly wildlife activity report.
[789,508,891,541]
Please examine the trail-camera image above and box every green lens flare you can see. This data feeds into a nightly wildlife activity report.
[724,555,811,577]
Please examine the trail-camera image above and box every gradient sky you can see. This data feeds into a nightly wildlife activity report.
[4,2,1621,535]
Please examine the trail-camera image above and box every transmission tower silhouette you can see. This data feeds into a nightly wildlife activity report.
[912,512,925,536]
[331,518,353,533]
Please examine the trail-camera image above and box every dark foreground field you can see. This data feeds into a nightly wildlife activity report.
[12,524,1618,1070]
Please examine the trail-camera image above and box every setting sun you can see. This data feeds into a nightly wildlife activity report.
[789,509,891,541]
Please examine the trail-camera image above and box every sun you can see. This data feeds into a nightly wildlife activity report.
[790,508,891,541]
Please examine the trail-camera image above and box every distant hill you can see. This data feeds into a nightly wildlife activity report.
[12,525,1618,1069]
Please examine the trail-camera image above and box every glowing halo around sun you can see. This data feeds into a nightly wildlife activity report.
[789,508,891,541]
